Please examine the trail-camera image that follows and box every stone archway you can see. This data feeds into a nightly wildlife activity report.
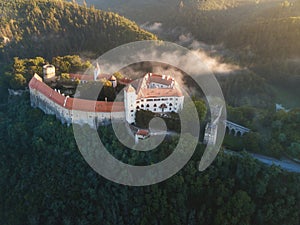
[159,103,167,112]
[236,131,242,137]
[225,120,250,137]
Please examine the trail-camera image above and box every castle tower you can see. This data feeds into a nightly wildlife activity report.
[94,63,101,81]
[109,75,117,88]
[43,64,56,82]
[124,84,136,124]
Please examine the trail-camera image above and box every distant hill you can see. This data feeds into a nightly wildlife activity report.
[71,0,246,43]
[190,0,239,10]
[79,0,300,95]
[223,1,300,60]
[75,0,239,25]
[0,0,157,62]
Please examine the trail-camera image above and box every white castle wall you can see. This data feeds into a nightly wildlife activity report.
[30,71,184,126]
[30,88,124,128]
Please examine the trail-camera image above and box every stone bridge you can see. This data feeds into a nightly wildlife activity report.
[226,120,250,136]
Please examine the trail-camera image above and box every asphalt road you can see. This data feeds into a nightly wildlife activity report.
[224,149,300,173]
[249,153,300,173]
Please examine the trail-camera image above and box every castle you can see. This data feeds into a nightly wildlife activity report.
[124,73,184,123]
[29,65,184,128]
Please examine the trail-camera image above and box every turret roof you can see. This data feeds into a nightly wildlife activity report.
[125,84,136,93]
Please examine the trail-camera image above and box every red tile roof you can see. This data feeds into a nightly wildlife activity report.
[29,75,65,106]
[148,73,174,86]
[134,73,182,99]
[118,78,133,85]
[65,98,124,112]
[136,129,149,136]
[29,74,124,112]
[109,75,117,81]
[137,87,183,98]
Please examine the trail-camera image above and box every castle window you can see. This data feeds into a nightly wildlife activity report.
[153,104,157,107]
[131,110,134,112]
[141,104,144,108]
[136,106,140,110]
[169,103,173,106]
[146,104,150,108]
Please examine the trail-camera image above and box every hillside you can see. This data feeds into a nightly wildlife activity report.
[76,0,240,27]
[83,0,299,61]
[71,1,263,43]
[0,0,157,62]
[223,1,300,60]
[83,0,300,89]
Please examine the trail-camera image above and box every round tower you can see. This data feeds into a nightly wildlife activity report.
[124,84,137,124]
[43,64,56,82]
[109,75,117,88]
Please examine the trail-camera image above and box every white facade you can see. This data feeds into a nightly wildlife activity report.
[135,96,184,113]
[124,85,137,124]
[124,73,184,124]
[29,77,124,129]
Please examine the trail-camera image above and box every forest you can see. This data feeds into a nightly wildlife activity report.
[1,94,300,225]
[0,0,156,62]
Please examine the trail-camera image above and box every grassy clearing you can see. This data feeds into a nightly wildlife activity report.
[271,84,300,108]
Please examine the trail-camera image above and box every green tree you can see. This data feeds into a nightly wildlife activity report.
[184,99,207,122]
[215,190,255,225]
[9,73,26,90]
[243,132,261,152]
